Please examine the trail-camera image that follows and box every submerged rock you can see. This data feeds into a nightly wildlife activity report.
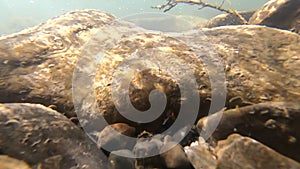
[0,9,299,134]
[0,10,116,117]
[249,0,300,33]
[0,103,107,168]
[0,155,31,169]
[80,24,300,134]
[197,102,300,162]
[200,11,254,28]
[0,10,300,168]
[216,134,300,169]
[160,141,192,169]
[97,123,136,152]
[108,150,135,169]
[184,140,217,169]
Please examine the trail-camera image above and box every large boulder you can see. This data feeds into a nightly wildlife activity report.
[0,10,116,117]
[1,10,299,133]
[76,24,300,133]
[0,103,107,168]
[0,9,300,169]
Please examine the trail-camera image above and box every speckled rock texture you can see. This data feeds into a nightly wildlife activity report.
[0,10,116,118]
[1,9,299,133]
[199,11,254,28]
[184,144,217,169]
[249,0,300,33]
[216,134,300,169]
[0,9,300,169]
[0,103,107,169]
[77,24,300,134]
[197,102,300,162]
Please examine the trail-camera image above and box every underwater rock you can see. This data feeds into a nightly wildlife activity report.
[0,103,107,169]
[184,144,217,169]
[108,150,135,169]
[97,123,136,152]
[79,24,300,134]
[197,102,300,162]
[201,25,300,105]
[0,155,31,169]
[0,9,299,139]
[216,134,300,169]
[133,142,162,168]
[199,11,254,28]
[249,0,300,33]
[0,10,116,117]
[160,142,192,169]
[32,155,63,169]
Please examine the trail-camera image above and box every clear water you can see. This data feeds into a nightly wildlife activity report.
[0,0,269,36]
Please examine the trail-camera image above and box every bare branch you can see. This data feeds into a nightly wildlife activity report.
[152,0,178,12]
[154,0,248,24]
[219,0,225,8]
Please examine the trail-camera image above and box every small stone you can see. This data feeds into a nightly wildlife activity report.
[108,149,135,169]
[97,123,136,152]
[160,142,192,169]
[184,144,217,169]
[133,135,164,168]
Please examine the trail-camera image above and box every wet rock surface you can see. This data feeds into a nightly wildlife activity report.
[199,11,254,28]
[184,140,217,169]
[108,150,135,169]
[0,155,31,169]
[73,24,300,137]
[197,102,300,162]
[216,134,300,169]
[249,0,300,33]
[0,10,116,118]
[200,0,300,34]
[0,7,299,169]
[160,142,192,169]
[0,103,107,169]
[98,123,136,153]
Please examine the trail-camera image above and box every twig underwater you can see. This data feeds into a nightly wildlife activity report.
[152,0,248,24]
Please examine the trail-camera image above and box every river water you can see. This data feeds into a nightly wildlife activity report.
[0,0,269,35]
